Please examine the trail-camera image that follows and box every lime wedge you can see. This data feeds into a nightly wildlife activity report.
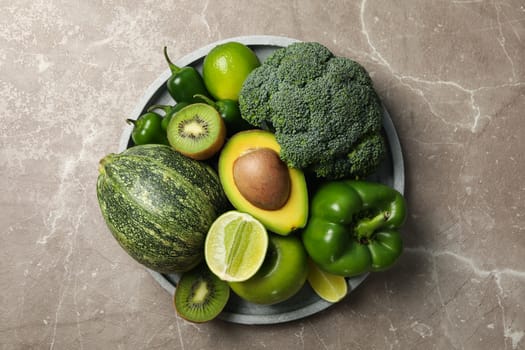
[307,259,348,303]
[205,211,268,282]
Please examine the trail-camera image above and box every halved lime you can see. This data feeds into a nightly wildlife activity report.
[307,259,348,303]
[205,211,268,282]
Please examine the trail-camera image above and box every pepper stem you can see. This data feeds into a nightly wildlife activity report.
[126,118,137,126]
[355,211,390,240]
[193,94,216,107]
[163,46,181,74]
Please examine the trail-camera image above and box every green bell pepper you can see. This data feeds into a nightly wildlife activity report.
[302,180,407,277]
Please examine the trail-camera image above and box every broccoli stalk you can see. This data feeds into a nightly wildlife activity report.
[238,42,386,180]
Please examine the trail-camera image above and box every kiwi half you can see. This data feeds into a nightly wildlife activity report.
[167,103,226,160]
[174,265,230,323]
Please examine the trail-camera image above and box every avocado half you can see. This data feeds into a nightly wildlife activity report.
[218,130,308,235]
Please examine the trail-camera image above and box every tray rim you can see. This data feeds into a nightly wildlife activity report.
[117,35,405,325]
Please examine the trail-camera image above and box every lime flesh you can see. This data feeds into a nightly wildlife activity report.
[205,211,268,282]
[307,259,348,303]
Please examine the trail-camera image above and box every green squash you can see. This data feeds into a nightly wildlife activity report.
[97,144,229,273]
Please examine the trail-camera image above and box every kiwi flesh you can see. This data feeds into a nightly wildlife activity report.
[174,265,230,323]
[167,103,226,160]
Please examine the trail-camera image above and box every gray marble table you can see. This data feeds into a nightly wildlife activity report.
[1,1,524,349]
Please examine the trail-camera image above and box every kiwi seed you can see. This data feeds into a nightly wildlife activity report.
[174,265,230,323]
[167,103,226,160]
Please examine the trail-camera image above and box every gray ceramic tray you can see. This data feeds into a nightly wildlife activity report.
[118,35,404,325]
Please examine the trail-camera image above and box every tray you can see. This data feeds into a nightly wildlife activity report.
[118,35,405,325]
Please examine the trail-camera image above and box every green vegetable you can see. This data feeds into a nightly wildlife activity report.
[164,46,211,104]
[126,112,169,146]
[302,180,407,277]
[147,102,190,131]
[96,144,230,273]
[194,94,252,135]
[238,42,386,180]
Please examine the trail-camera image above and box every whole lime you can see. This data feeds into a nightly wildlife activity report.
[203,42,261,101]
[228,234,308,305]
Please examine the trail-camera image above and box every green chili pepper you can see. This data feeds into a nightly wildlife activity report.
[147,102,190,131]
[164,47,211,104]
[126,112,169,146]
[194,94,252,135]
[302,180,407,277]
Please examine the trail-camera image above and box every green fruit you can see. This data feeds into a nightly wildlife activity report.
[218,130,308,235]
[307,259,348,303]
[228,234,308,305]
[174,265,230,323]
[167,103,226,160]
[96,144,229,273]
[204,211,268,282]
[203,42,261,101]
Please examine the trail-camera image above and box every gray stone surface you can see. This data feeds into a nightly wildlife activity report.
[1,1,524,349]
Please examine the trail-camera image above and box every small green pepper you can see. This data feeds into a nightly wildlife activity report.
[126,112,169,146]
[194,94,252,135]
[147,102,190,131]
[302,180,407,277]
[164,47,211,104]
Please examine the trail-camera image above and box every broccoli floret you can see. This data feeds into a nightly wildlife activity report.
[313,133,386,179]
[239,42,386,180]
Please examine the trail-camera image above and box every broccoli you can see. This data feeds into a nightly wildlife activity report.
[238,41,386,180]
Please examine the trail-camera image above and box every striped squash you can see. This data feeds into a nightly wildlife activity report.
[97,144,229,273]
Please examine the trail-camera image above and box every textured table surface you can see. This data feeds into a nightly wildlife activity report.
[1,1,524,349]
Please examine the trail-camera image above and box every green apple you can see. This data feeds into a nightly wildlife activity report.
[229,233,308,305]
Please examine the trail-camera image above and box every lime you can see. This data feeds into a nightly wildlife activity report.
[202,42,261,101]
[205,211,268,282]
[307,259,348,303]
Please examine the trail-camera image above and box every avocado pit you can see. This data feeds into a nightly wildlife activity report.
[232,148,291,210]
